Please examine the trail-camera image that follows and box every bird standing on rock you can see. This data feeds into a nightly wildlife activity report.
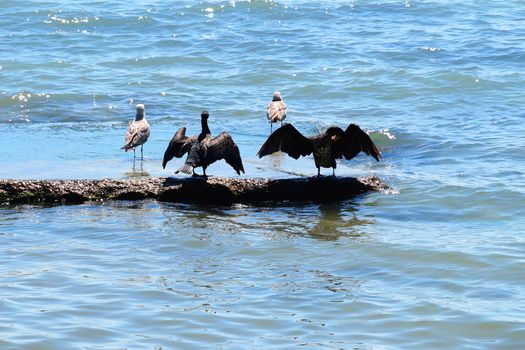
[121,104,150,161]
[162,111,209,172]
[267,91,287,133]
[172,111,245,177]
[257,123,381,176]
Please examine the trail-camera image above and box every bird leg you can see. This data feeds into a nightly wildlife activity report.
[141,145,144,161]
[332,168,336,176]
[270,123,273,133]
[192,168,207,177]
[317,167,321,177]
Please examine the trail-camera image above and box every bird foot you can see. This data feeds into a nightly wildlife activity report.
[191,173,207,178]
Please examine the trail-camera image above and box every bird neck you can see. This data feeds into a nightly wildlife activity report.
[135,112,145,121]
[199,118,211,141]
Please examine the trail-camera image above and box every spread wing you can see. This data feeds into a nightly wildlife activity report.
[267,100,287,123]
[162,127,198,168]
[122,120,150,150]
[205,132,245,175]
[335,124,381,161]
[257,123,313,159]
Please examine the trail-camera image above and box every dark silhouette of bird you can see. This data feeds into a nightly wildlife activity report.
[121,104,150,160]
[257,123,380,176]
[267,91,287,133]
[175,111,245,177]
[162,127,198,169]
[162,111,209,170]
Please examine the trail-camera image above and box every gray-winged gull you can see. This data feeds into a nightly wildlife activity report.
[266,91,287,133]
[121,104,150,161]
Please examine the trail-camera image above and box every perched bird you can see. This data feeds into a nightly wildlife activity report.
[267,91,287,132]
[162,127,198,169]
[257,123,381,176]
[121,104,150,160]
[163,111,208,171]
[175,111,245,177]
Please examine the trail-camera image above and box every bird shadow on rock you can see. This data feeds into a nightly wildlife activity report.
[160,176,235,203]
[159,175,385,205]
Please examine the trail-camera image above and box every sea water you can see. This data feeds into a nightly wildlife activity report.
[1,1,525,349]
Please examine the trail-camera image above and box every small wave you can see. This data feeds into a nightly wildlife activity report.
[375,128,396,140]
[0,92,143,124]
[44,14,93,25]
[419,47,443,53]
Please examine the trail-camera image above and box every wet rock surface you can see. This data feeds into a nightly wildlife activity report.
[0,176,388,205]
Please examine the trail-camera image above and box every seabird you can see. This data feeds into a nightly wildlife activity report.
[267,91,287,132]
[175,111,245,176]
[162,127,198,169]
[121,104,150,161]
[257,123,381,176]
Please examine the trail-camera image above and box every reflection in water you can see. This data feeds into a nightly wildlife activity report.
[269,152,284,170]
[125,161,150,178]
[157,199,375,243]
[154,201,368,312]
[133,158,143,172]
[310,269,363,295]
[307,201,374,241]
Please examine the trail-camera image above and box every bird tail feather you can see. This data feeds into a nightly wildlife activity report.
[121,143,133,151]
[176,163,194,175]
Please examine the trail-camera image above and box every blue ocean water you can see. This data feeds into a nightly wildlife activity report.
[1,1,525,349]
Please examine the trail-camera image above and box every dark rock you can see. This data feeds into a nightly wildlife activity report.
[0,176,388,206]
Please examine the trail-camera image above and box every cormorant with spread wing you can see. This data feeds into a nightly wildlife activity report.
[162,127,198,169]
[172,111,245,176]
[257,123,380,176]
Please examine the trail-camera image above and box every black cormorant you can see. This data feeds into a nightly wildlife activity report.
[162,127,198,169]
[175,111,245,176]
[257,123,380,176]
